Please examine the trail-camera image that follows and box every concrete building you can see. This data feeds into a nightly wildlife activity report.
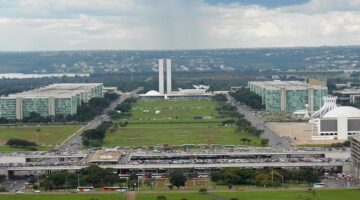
[248,81,328,113]
[158,59,165,94]
[103,87,118,94]
[333,89,360,104]
[141,59,223,99]
[158,58,172,95]
[0,83,103,120]
[351,135,360,183]
[314,106,360,140]
[166,59,172,94]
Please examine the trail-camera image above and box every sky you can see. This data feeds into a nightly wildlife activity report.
[0,0,360,50]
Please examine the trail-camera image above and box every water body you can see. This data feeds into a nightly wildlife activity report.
[0,73,90,79]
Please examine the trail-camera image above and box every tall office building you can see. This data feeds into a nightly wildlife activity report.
[158,58,172,95]
[166,59,172,94]
[158,59,164,94]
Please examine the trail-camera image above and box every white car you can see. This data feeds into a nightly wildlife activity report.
[34,190,41,193]
[15,191,24,194]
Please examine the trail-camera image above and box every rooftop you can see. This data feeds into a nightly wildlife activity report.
[249,81,327,90]
[322,106,360,118]
[88,150,122,163]
[3,83,103,98]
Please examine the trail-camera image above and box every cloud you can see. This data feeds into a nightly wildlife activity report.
[0,0,359,50]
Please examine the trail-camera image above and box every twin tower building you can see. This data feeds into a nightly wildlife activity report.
[158,59,172,95]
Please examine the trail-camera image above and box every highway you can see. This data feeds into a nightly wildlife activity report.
[6,161,346,172]
[228,96,290,148]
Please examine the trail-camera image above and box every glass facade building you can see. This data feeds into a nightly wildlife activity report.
[0,83,103,120]
[248,81,328,113]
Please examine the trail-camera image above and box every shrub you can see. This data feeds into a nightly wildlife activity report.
[199,188,208,193]
[157,195,167,200]
[0,187,7,192]
[6,138,37,147]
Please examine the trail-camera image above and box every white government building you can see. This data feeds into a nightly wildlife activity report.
[140,59,226,99]
[312,96,360,140]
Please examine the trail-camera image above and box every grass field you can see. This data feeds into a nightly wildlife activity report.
[103,99,262,147]
[0,189,359,200]
[135,189,360,200]
[0,125,82,152]
[0,193,125,200]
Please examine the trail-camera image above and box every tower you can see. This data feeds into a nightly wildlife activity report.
[158,59,164,94]
[166,59,172,94]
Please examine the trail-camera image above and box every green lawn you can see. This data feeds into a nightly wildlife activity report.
[136,189,360,200]
[104,124,261,146]
[0,189,358,200]
[0,193,125,200]
[104,99,262,147]
[0,125,82,152]
[130,100,218,120]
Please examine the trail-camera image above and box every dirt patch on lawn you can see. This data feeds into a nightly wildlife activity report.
[126,192,136,200]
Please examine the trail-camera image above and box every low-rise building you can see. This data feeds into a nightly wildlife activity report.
[0,83,103,120]
[248,81,328,112]
[314,106,360,140]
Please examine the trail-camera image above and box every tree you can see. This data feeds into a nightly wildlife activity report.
[48,172,67,188]
[42,179,55,191]
[104,93,119,101]
[0,175,6,183]
[230,88,265,110]
[115,102,132,112]
[79,166,119,187]
[301,169,321,185]
[6,138,37,148]
[169,170,187,189]
[157,196,167,200]
[22,112,51,123]
[261,138,269,146]
[254,171,282,187]
[128,173,138,191]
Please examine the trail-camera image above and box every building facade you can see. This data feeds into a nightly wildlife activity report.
[248,81,328,112]
[313,106,360,140]
[0,83,103,120]
[351,136,360,183]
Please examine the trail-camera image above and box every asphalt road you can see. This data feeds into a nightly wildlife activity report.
[228,96,290,148]
[57,87,143,153]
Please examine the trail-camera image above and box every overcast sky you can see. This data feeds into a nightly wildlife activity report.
[0,0,360,50]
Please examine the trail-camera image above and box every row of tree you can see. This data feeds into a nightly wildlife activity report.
[109,97,138,120]
[211,167,322,187]
[82,121,112,147]
[213,94,268,146]
[69,93,118,122]
[40,167,188,192]
[230,87,265,110]
[6,138,38,150]
[40,166,121,191]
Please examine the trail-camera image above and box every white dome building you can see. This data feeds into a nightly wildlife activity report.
[139,90,164,99]
[316,106,360,140]
[144,90,161,96]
